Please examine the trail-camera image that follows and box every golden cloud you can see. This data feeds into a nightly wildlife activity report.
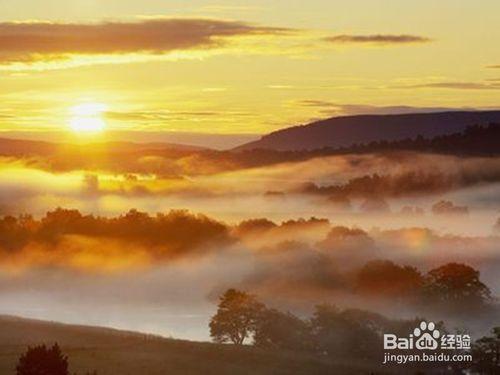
[400,81,500,90]
[0,18,294,70]
[324,34,432,45]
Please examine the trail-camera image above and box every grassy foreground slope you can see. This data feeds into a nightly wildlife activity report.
[0,315,385,375]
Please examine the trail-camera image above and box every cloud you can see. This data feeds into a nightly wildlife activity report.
[324,34,431,45]
[294,100,474,116]
[105,109,253,122]
[0,18,293,70]
[0,20,438,70]
[401,82,500,90]
[0,113,16,120]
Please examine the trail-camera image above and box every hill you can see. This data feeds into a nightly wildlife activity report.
[0,137,205,157]
[0,315,384,375]
[235,110,500,151]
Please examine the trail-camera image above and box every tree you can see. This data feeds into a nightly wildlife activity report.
[209,289,264,345]
[422,263,492,311]
[16,343,69,375]
[356,260,423,302]
[253,308,311,351]
[470,327,500,373]
[431,200,469,216]
[309,304,383,360]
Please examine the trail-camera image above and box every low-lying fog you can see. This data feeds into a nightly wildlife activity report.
[1,152,499,341]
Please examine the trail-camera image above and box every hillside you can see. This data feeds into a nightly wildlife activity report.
[0,315,384,375]
[235,110,500,151]
[0,137,205,157]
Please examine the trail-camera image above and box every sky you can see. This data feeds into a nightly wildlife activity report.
[1,0,500,147]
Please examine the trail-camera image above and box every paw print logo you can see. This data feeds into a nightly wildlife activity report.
[414,321,440,350]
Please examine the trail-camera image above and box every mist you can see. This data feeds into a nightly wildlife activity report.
[1,151,499,340]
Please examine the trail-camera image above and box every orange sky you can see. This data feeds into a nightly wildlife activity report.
[0,0,499,146]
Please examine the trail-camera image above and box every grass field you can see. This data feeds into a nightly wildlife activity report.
[0,315,393,375]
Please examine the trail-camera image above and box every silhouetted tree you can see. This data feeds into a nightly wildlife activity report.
[360,197,390,212]
[422,263,492,311]
[253,309,311,351]
[309,304,383,360]
[209,289,264,345]
[16,343,69,375]
[470,327,500,373]
[356,260,424,302]
[235,218,277,236]
[431,200,469,215]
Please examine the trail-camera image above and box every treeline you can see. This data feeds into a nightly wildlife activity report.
[214,260,496,327]
[296,170,500,203]
[210,289,421,357]
[3,124,499,176]
[0,208,231,253]
[221,123,500,168]
[354,261,493,312]
[324,123,500,156]
[209,289,500,372]
[297,172,460,199]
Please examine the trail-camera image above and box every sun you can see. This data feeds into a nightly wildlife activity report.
[69,103,108,133]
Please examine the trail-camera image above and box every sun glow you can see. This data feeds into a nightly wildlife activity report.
[69,103,108,133]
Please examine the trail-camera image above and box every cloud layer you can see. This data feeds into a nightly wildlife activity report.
[324,34,431,45]
[404,81,500,90]
[0,18,436,70]
[0,18,291,69]
[295,101,474,116]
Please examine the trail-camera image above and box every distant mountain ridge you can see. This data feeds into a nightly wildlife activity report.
[0,137,205,156]
[235,111,500,151]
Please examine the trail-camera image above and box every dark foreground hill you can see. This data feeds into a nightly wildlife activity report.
[0,315,388,375]
[235,110,500,151]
